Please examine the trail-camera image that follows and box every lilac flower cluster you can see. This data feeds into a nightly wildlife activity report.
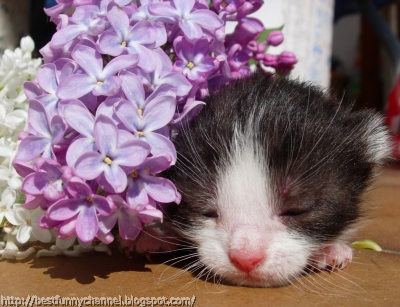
[11,0,296,249]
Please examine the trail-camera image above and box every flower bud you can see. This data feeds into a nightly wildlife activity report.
[278,51,297,66]
[267,30,284,46]
[263,53,279,68]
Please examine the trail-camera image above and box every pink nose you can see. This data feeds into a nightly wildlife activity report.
[229,253,265,273]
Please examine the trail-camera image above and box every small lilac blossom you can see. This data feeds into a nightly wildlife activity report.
[15,99,66,161]
[21,158,72,206]
[33,60,78,118]
[57,45,139,99]
[131,49,192,97]
[114,95,177,163]
[173,37,218,84]
[129,0,171,47]
[149,0,224,41]
[97,194,163,244]
[126,154,181,207]
[47,177,112,242]
[74,115,150,193]
[50,5,106,48]
[98,3,157,72]
[119,69,177,110]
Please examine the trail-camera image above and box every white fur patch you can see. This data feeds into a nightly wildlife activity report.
[185,127,316,287]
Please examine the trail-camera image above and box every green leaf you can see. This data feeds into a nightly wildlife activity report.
[351,239,382,252]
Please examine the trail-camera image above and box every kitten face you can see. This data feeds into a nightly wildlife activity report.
[166,75,391,287]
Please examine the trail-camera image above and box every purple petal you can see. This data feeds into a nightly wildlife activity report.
[96,98,122,125]
[179,20,203,41]
[57,217,77,237]
[24,82,42,99]
[23,194,46,210]
[66,137,97,167]
[144,133,177,164]
[148,3,180,19]
[120,70,145,108]
[144,175,180,203]
[22,173,48,195]
[92,75,122,96]
[94,115,118,155]
[64,104,94,137]
[93,195,112,216]
[158,72,192,96]
[107,2,130,38]
[143,95,176,131]
[76,206,98,242]
[174,0,195,15]
[15,136,51,162]
[66,177,92,199]
[142,154,172,174]
[103,54,139,77]
[74,151,105,180]
[147,84,177,103]
[97,212,117,242]
[118,209,141,240]
[187,10,224,28]
[127,177,148,207]
[50,115,67,144]
[37,64,58,94]
[57,74,96,99]
[126,44,155,72]
[50,25,87,48]
[72,44,103,77]
[113,139,150,167]
[114,99,141,133]
[103,163,127,193]
[98,30,125,56]
[127,20,157,46]
[43,183,66,202]
[138,208,163,223]
[13,160,36,177]
[29,100,51,138]
[47,198,82,221]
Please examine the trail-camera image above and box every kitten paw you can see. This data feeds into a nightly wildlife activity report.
[307,242,353,273]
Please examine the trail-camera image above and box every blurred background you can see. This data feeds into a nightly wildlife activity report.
[0,0,399,113]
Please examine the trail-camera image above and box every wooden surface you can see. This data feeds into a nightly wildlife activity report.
[1,166,400,307]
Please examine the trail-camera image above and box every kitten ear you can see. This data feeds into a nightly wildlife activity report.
[363,113,392,165]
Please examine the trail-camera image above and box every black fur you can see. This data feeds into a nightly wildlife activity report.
[167,74,389,244]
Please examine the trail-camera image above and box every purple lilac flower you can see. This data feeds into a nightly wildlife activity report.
[57,45,138,99]
[74,115,150,193]
[129,0,171,47]
[119,69,177,110]
[114,94,177,163]
[173,37,218,84]
[15,100,66,161]
[32,60,79,118]
[131,49,192,97]
[50,5,106,48]
[21,158,72,210]
[126,154,181,207]
[98,2,158,71]
[149,0,224,41]
[47,177,112,242]
[97,194,163,243]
